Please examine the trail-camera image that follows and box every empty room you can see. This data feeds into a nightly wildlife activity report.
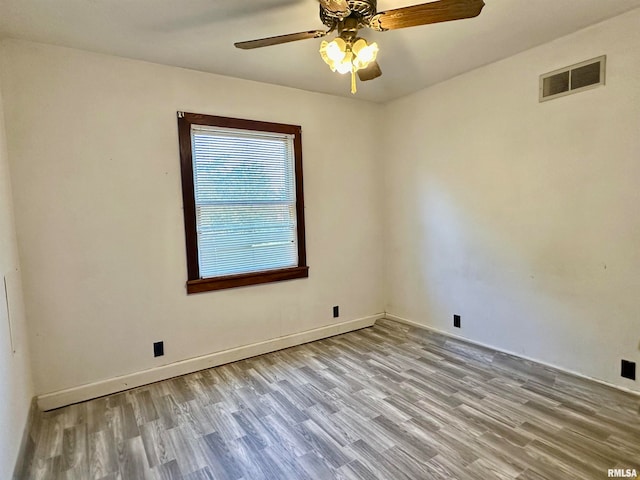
[1,0,639,478]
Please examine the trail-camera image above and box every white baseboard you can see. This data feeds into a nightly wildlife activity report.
[384,312,640,397]
[38,314,383,411]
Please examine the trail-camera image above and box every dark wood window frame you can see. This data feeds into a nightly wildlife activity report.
[177,112,308,294]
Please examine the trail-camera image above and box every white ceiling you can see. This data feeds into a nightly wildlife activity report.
[1,0,639,102]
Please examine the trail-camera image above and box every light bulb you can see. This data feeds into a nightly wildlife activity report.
[357,42,378,64]
[335,61,352,74]
[327,38,347,62]
[351,38,379,70]
[327,44,344,62]
[320,39,346,68]
[334,51,352,74]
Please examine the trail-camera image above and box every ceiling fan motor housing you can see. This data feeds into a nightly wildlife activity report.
[320,0,378,29]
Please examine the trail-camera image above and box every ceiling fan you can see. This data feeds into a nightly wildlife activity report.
[235,0,485,94]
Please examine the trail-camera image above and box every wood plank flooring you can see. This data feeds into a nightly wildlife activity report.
[20,319,640,479]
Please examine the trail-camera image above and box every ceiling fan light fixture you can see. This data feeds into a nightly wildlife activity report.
[236,0,487,93]
[319,36,379,93]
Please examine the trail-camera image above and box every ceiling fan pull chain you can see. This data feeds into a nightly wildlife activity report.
[351,69,357,94]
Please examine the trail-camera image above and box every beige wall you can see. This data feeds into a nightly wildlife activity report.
[0,66,34,477]
[0,39,384,397]
[382,9,640,392]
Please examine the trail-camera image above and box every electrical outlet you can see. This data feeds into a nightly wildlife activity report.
[453,314,461,328]
[333,306,339,318]
[621,360,636,380]
[153,341,164,357]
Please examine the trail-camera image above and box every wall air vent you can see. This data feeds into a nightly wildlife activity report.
[539,56,606,102]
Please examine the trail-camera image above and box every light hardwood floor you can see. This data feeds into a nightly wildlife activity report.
[19,319,640,479]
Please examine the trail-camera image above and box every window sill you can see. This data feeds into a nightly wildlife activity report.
[186,266,309,294]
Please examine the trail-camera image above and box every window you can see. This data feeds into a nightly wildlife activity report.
[177,112,308,294]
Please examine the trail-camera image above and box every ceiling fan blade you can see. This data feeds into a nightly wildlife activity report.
[371,0,485,31]
[318,0,350,15]
[235,30,327,49]
[357,61,382,82]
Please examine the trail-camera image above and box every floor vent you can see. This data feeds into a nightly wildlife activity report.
[539,55,606,102]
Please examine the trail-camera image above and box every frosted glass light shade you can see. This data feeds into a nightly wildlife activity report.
[320,37,379,74]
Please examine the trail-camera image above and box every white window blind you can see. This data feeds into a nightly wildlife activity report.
[191,125,298,278]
